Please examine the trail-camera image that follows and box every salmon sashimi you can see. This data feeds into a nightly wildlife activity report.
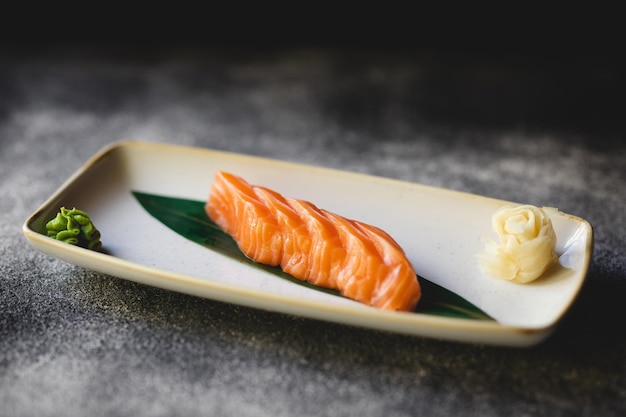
[205,171,421,311]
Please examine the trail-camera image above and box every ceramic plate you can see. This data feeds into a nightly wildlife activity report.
[23,141,593,346]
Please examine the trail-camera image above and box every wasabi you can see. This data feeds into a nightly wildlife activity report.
[46,207,102,251]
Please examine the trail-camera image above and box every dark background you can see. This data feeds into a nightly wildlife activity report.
[1,10,624,417]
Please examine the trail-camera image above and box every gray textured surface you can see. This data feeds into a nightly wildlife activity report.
[1,45,625,416]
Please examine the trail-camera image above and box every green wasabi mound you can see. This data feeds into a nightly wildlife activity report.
[46,207,102,251]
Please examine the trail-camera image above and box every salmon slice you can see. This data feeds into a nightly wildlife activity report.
[206,172,282,265]
[287,198,345,289]
[205,171,421,311]
[254,187,310,279]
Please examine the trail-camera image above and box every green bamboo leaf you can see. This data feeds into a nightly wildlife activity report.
[132,191,493,320]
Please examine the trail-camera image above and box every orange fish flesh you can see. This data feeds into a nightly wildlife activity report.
[206,171,421,311]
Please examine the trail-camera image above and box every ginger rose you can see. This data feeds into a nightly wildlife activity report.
[478,205,558,283]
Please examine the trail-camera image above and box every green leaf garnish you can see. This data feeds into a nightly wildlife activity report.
[132,191,493,320]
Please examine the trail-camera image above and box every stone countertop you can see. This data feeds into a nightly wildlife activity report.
[1,44,624,417]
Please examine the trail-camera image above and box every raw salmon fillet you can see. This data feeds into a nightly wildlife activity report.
[206,171,421,311]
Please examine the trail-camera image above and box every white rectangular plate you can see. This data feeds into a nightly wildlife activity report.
[23,141,593,346]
